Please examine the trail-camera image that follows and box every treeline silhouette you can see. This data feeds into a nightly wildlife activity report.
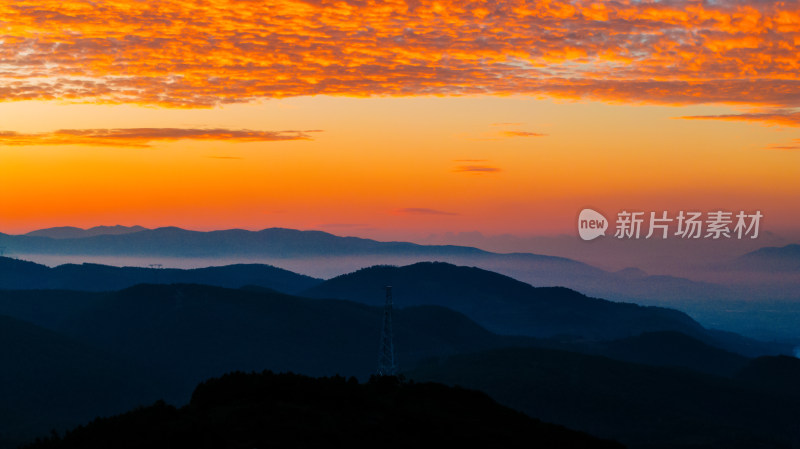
[22,371,623,449]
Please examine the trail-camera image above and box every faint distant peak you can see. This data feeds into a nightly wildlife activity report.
[25,225,149,239]
[726,243,800,272]
[741,243,800,259]
[614,267,648,279]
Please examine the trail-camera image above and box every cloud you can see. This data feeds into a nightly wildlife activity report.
[500,131,547,138]
[397,208,459,216]
[764,139,800,151]
[454,165,502,174]
[765,145,800,151]
[679,110,800,127]
[317,223,371,229]
[0,128,319,147]
[1,0,799,107]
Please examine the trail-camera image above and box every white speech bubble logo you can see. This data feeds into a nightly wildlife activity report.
[578,209,608,241]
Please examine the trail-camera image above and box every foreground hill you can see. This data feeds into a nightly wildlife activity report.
[0,315,156,448]
[22,371,623,449]
[409,347,800,449]
[0,257,321,294]
[0,282,793,449]
[735,355,800,397]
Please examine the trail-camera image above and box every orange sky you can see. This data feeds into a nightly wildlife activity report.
[1,0,798,239]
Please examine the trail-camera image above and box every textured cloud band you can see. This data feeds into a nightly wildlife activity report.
[0,128,318,147]
[1,0,799,108]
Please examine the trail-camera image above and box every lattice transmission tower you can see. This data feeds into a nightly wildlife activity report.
[377,285,397,376]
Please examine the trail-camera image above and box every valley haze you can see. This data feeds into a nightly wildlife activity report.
[2,224,800,342]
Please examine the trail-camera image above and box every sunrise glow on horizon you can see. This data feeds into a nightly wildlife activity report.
[1,0,798,239]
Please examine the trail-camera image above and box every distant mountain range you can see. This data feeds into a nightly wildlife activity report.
[25,225,148,239]
[2,226,491,258]
[5,225,790,306]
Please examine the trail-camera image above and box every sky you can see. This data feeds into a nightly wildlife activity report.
[1,0,799,244]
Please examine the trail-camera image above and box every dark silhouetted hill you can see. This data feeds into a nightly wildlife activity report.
[410,347,800,449]
[524,331,750,377]
[0,257,321,294]
[0,315,157,448]
[0,282,794,449]
[736,355,800,397]
[304,262,703,338]
[596,331,750,377]
[22,371,623,449]
[303,262,789,357]
[0,284,539,404]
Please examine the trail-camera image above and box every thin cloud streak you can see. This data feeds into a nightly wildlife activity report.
[765,145,800,151]
[679,110,800,127]
[0,128,319,147]
[765,139,800,151]
[317,223,371,229]
[454,165,502,174]
[397,208,459,216]
[501,131,547,138]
